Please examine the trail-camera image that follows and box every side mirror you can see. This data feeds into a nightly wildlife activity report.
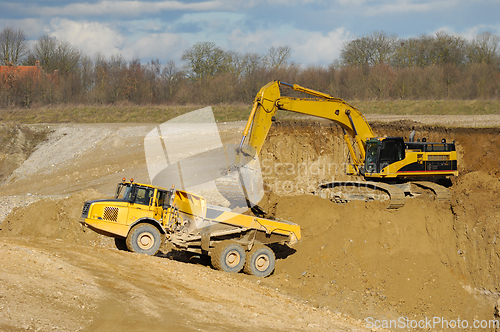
[163,189,176,209]
[169,189,175,206]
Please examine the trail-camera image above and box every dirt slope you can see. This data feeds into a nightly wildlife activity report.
[1,118,499,331]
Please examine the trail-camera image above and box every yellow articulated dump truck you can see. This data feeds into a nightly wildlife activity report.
[80,179,300,277]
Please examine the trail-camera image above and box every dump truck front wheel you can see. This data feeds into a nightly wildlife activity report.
[126,223,161,255]
[243,244,276,277]
[211,241,245,273]
[114,237,128,251]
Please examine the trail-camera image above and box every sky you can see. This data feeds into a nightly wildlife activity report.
[1,0,499,67]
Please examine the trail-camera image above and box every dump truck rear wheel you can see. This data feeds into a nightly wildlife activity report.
[114,237,128,251]
[126,223,161,256]
[243,244,275,278]
[211,241,245,273]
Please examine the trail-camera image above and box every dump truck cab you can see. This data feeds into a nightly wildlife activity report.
[81,180,172,240]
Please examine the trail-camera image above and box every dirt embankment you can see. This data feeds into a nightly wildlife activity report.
[260,120,500,194]
[0,123,49,181]
[255,121,500,323]
[0,119,499,330]
[257,172,500,323]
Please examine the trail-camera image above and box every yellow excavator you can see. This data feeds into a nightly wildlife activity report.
[220,80,458,209]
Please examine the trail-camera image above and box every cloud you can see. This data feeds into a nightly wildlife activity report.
[3,0,499,67]
[124,32,189,61]
[291,28,351,65]
[334,0,459,16]
[44,18,189,62]
[47,19,125,56]
[227,27,351,66]
[430,24,500,42]
[368,1,443,15]
[0,18,45,37]
[5,1,230,17]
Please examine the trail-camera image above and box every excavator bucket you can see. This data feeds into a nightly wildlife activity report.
[215,145,265,211]
[144,106,265,212]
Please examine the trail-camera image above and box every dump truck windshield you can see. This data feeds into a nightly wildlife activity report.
[115,183,133,200]
[115,183,154,206]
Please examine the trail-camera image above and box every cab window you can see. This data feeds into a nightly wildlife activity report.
[380,139,405,164]
[134,187,155,206]
[156,190,166,207]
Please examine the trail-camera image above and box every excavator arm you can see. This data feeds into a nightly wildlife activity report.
[238,80,375,174]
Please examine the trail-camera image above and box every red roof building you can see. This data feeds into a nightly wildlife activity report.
[0,60,43,77]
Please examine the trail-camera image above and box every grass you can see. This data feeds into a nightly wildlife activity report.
[0,100,498,124]
[352,100,500,115]
[0,104,253,124]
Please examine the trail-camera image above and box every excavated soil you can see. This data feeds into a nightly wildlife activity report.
[0,118,499,331]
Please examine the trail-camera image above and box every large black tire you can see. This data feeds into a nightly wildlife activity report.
[211,241,245,273]
[126,223,162,256]
[243,244,276,278]
[114,237,128,251]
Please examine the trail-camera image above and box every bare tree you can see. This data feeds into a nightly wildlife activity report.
[467,31,500,65]
[431,32,467,66]
[265,45,292,69]
[182,42,229,79]
[341,31,398,66]
[30,34,81,74]
[0,27,28,65]
[341,37,371,66]
[392,35,431,68]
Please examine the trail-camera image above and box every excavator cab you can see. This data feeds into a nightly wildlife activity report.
[364,137,405,174]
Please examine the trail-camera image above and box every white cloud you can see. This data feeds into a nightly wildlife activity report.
[335,0,459,16]
[47,19,125,56]
[10,1,229,17]
[45,18,190,61]
[124,32,189,61]
[213,0,330,8]
[227,27,352,66]
[0,18,45,37]
[291,28,351,65]
[430,24,500,42]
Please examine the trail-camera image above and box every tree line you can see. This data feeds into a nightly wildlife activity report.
[1,27,499,108]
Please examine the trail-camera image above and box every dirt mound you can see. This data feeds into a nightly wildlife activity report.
[258,172,499,322]
[0,123,49,181]
[0,189,113,247]
[255,121,500,323]
[446,171,500,291]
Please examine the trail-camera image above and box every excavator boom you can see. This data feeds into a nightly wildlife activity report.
[239,80,374,173]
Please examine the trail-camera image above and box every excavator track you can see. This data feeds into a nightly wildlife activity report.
[412,181,451,201]
[315,181,405,209]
